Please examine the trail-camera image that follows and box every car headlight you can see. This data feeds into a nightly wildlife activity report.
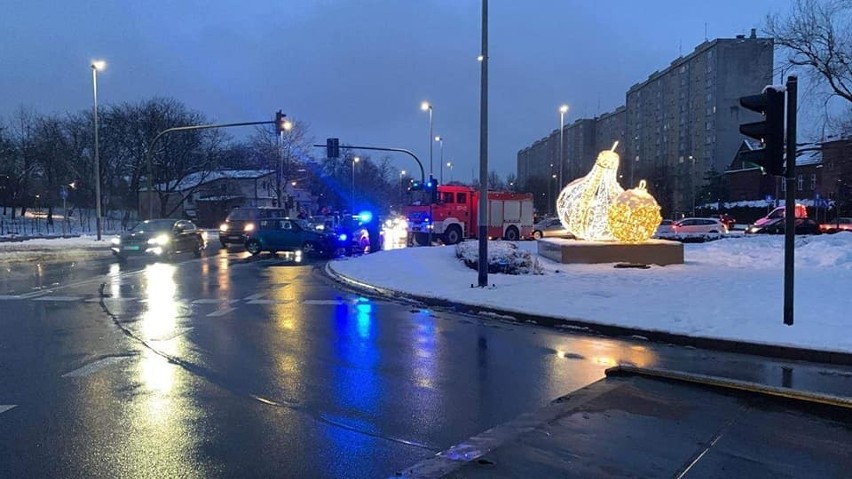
[147,234,170,246]
[244,223,255,232]
[219,223,229,232]
[110,237,121,245]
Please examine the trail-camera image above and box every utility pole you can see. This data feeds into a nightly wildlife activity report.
[477,0,489,288]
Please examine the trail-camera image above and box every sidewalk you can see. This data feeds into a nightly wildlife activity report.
[396,366,852,478]
[0,235,112,262]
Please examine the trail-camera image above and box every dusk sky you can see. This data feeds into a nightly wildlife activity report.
[2,0,794,180]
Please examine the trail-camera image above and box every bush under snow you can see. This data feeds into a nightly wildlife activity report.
[455,241,543,275]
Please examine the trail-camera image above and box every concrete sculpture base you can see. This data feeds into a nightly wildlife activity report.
[537,238,684,266]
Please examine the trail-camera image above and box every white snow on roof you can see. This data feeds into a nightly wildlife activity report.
[149,170,274,192]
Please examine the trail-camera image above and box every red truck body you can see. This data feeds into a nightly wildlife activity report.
[403,185,535,245]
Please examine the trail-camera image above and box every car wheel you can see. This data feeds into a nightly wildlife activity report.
[246,239,262,256]
[443,225,462,245]
[532,230,543,239]
[302,241,316,256]
[504,226,520,241]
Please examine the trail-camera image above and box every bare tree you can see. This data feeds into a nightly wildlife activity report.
[247,120,314,207]
[767,0,852,105]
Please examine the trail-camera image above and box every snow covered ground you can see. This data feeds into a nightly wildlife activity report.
[330,234,852,354]
[0,235,113,262]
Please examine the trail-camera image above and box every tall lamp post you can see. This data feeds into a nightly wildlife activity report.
[91,60,106,240]
[434,136,444,183]
[351,156,360,213]
[689,154,696,216]
[421,102,433,177]
[399,170,406,205]
[446,162,453,182]
[559,104,569,188]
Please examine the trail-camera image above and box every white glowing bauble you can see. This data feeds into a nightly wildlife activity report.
[556,149,624,240]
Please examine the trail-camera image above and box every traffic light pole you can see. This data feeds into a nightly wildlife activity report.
[783,76,797,326]
[312,144,425,184]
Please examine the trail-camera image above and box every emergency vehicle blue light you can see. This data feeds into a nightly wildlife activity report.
[338,233,348,242]
[357,210,373,223]
[426,181,433,188]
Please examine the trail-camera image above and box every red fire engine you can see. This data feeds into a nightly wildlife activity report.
[403,184,535,245]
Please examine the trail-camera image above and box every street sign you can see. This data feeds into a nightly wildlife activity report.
[58,185,68,200]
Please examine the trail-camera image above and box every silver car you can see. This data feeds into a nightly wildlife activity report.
[532,218,574,239]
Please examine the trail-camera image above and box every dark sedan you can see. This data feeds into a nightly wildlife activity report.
[746,217,821,235]
[111,219,206,261]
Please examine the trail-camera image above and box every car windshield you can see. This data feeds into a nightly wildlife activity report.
[226,208,257,221]
[130,219,175,234]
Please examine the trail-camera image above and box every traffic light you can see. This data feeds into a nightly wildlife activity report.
[428,175,439,204]
[739,87,785,176]
[326,138,340,158]
[275,110,292,134]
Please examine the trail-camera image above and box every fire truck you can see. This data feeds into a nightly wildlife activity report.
[403,184,535,245]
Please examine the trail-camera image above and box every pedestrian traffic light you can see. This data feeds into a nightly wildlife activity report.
[739,87,785,176]
[275,110,292,134]
[326,138,340,158]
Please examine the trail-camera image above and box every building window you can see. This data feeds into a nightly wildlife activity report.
[781,179,786,192]
[797,174,803,191]
[810,174,817,190]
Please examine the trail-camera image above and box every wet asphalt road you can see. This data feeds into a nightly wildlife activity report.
[2,246,852,478]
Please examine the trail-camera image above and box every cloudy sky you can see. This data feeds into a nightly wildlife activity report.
[2,0,793,180]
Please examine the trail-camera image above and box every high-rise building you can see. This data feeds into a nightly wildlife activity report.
[517,31,773,216]
[626,32,773,214]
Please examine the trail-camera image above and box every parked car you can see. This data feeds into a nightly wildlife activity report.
[111,219,205,261]
[532,218,574,239]
[820,217,852,234]
[753,204,808,228]
[244,218,343,257]
[655,219,677,237]
[747,217,821,235]
[673,218,728,235]
[219,207,289,248]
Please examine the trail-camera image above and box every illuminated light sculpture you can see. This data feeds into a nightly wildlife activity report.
[556,142,624,240]
[607,180,662,243]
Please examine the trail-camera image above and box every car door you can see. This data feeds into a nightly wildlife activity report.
[278,220,300,250]
[172,221,189,252]
[677,219,695,233]
[544,219,563,237]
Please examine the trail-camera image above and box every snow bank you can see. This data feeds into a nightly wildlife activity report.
[455,241,543,275]
[331,235,852,354]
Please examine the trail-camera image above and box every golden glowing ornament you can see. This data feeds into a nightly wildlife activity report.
[607,180,662,243]
[556,142,624,240]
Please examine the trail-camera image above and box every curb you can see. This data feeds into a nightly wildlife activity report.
[324,261,852,366]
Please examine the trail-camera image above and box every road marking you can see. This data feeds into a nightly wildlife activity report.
[243,293,266,301]
[32,296,84,302]
[0,295,22,300]
[85,296,140,303]
[246,299,292,305]
[148,327,193,342]
[0,405,17,415]
[192,298,233,304]
[301,299,346,306]
[207,307,237,317]
[62,356,130,378]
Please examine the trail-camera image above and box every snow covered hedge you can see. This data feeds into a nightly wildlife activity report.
[455,241,543,275]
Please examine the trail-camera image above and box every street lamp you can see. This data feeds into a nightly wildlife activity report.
[434,136,444,183]
[421,101,433,177]
[351,156,360,212]
[399,170,406,204]
[689,155,696,216]
[91,59,106,240]
[446,161,453,182]
[559,104,569,188]
[550,173,557,214]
